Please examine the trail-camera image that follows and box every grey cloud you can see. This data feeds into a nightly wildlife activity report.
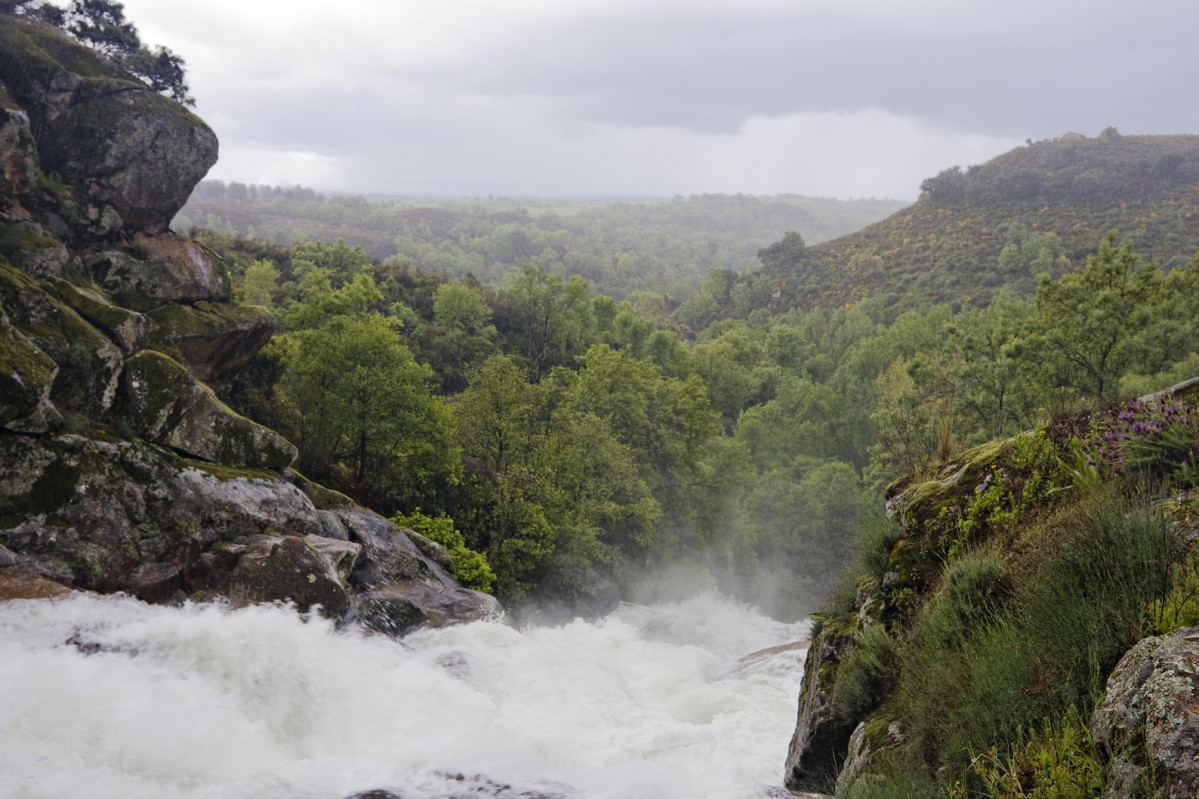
[186,0,1197,199]
[439,1,1199,138]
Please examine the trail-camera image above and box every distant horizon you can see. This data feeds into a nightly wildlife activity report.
[196,128,1198,207]
[190,177,916,206]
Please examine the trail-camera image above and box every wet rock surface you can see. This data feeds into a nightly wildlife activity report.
[0,432,498,632]
[119,349,296,469]
[783,621,857,795]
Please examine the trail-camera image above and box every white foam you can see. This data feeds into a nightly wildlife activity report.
[0,593,808,799]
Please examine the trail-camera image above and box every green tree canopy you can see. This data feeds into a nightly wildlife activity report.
[1033,233,1165,400]
[277,313,458,511]
[497,264,594,381]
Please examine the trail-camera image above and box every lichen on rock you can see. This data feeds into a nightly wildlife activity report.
[0,16,217,237]
[93,235,230,310]
[0,311,59,431]
[1092,628,1199,799]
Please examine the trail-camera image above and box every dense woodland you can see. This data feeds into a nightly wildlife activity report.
[176,187,906,302]
[200,206,1199,618]
[189,141,1199,797]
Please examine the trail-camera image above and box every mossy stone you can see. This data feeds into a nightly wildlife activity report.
[146,300,273,380]
[45,277,150,351]
[0,319,56,426]
[0,259,121,417]
[0,16,217,235]
[120,350,297,469]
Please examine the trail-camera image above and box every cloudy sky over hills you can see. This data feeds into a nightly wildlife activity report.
[123,0,1199,200]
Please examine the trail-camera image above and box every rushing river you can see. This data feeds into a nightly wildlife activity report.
[0,592,808,799]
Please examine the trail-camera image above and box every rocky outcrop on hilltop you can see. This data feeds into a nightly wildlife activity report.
[0,14,497,632]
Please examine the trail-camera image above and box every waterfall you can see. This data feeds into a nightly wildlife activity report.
[0,593,808,799]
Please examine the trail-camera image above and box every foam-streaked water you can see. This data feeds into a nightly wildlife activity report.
[0,593,808,799]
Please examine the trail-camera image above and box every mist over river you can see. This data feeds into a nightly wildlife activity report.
[0,593,808,799]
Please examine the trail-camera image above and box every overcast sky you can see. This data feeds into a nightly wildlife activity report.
[120,0,1199,201]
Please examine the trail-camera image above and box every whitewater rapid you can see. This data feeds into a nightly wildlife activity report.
[0,593,808,799]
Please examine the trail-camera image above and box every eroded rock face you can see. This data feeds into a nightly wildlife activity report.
[0,99,38,205]
[95,235,230,310]
[0,17,217,236]
[0,259,123,418]
[783,621,858,794]
[0,312,59,431]
[1092,628,1199,799]
[146,301,274,381]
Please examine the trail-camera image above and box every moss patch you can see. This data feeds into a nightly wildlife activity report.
[147,301,271,339]
[44,277,139,337]
[0,259,118,416]
[285,469,356,510]
[0,321,55,424]
[0,219,63,264]
[177,456,276,484]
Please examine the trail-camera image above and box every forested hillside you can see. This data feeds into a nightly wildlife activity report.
[199,217,1199,620]
[738,132,1199,317]
[175,186,906,302]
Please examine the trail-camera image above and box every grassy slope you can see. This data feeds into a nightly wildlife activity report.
[810,383,1199,797]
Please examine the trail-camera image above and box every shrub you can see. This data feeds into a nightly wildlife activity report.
[832,621,900,721]
[825,512,902,615]
[897,487,1183,779]
[1017,487,1181,711]
[391,510,496,593]
[1146,548,1199,635]
[921,548,1010,650]
[949,706,1103,799]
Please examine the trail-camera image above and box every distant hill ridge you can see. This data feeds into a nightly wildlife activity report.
[177,186,908,302]
[758,132,1199,316]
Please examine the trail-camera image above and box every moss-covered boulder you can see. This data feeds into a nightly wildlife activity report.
[146,300,274,380]
[0,313,58,431]
[0,219,71,280]
[0,258,121,417]
[43,276,151,352]
[119,349,296,469]
[0,17,217,235]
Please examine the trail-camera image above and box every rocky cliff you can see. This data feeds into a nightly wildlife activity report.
[0,15,496,633]
[783,381,1199,797]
